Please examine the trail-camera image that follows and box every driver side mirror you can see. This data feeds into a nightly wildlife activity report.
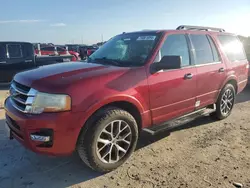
[150,55,181,74]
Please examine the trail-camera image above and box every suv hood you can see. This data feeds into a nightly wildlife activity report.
[14,62,129,91]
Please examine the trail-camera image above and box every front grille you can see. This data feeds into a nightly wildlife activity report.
[9,81,37,113]
[13,80,30,93]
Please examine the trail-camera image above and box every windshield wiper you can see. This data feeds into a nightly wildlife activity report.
[94,57,121,66]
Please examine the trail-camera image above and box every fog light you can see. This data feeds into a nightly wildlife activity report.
[30,134,50,142]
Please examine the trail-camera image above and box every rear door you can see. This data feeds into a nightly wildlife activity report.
[148,33,197,125]
[189,34,226,108]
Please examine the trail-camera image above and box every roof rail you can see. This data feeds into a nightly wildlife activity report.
[176,25,225,32]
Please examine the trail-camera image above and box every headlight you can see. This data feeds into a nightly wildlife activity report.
[26,92,71,114]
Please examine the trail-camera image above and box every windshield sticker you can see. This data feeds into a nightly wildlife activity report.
[123,38,131,41]
[137,36,156,41]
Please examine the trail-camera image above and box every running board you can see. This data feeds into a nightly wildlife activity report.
[143,105,216,135]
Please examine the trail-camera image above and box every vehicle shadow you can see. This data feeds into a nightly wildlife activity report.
[235,85,250,104]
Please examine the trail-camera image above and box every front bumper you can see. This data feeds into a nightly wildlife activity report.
[4,97,82,156]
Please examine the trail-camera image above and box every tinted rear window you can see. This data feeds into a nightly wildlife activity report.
[218,35,246,62]
[0,44,6,60]
[207,36,220,62]
[8,44,22,58]
[22,43,34,57]
[190,34,214,64]
[56,47,65,52]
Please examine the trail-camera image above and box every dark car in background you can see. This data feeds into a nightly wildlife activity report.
[0,42,73,83]
[66,44,82,53]
[79,45,99,60]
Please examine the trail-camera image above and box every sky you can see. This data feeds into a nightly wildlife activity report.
[0,0,249,45]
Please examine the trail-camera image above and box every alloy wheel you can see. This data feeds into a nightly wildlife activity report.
[96,120,132,164]
[220,88,234,115]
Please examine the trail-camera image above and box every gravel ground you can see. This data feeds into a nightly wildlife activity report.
[0,86,250,188]
[0,88,8,109]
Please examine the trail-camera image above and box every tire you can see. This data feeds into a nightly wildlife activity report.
[210,84,236,120]
[77,107,138,172]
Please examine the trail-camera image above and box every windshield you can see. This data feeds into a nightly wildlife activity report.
[89,33,160,66]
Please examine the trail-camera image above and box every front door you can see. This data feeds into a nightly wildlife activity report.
[148,34,197,125]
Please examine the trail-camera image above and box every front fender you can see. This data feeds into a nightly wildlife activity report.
[77,94,145,129]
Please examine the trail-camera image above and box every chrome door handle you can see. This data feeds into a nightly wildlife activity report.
[184,73,193,80]
[219,68,225,73]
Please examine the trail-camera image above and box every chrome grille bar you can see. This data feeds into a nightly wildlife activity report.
[10,98,27,113]
[9,81,37,113]
[10,83,29,96]
[12,96,26,104]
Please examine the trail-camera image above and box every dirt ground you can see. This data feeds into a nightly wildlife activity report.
[0,86,250,188]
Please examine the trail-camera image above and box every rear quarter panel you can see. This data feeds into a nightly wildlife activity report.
[212,33,248,94]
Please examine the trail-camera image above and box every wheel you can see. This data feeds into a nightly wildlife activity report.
[210,84,235,120]
[77,107,138,172]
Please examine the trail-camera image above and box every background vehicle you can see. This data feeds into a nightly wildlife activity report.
[0,42,73,83]
[33,43,54,50]
[65,44,85,53]
[4,26,248,172]
[79,45,99,60]
[35,46,80,61]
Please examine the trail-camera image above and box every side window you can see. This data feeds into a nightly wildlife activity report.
[160,34,190,67]
[207,36,220,62]
[56,47,65,52]
[0,44,6,60]
[218,35,246,62]
[190,34,214,64]
[42,47,54,51]
[22,43,34,57]
[7,44,22,58]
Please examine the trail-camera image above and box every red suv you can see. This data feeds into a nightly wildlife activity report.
[4,25,249,172]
